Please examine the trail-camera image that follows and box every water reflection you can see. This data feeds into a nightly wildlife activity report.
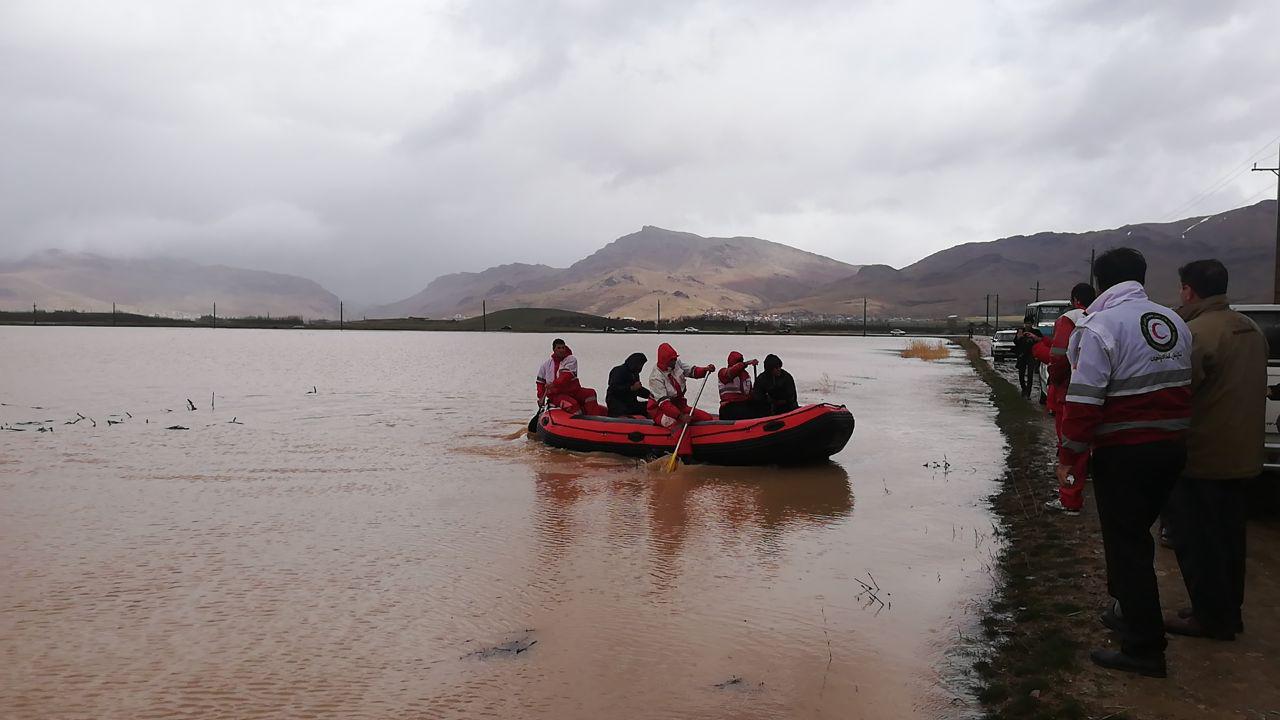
[531,453,853,592]
[1,328,1002,720]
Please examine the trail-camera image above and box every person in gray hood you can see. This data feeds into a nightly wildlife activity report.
[606,352,652,417]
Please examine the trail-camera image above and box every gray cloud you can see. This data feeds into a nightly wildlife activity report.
[2,0,1278,305]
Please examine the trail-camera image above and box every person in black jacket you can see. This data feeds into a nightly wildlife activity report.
[1013,319,1043,398]
[606,352,652,417]
[752,354,799,415]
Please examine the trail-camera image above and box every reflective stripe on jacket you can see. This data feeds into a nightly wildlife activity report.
[1058,281,1192,464]
[1031,309,1084,414]
[536,353,580,401]
[717,363,753,405]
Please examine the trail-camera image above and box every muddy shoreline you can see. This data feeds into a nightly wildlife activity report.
[959,339,1280,720]
[958,339,1094,719]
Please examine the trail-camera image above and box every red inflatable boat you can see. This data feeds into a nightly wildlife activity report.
[534,403,855,466]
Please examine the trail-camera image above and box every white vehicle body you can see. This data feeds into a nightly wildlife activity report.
[991,329,1017,360]
[1233,304,1280,472]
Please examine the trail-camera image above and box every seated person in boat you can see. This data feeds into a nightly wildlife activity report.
[752,354,799,415]
[606,352,651,417]
[717,351,764,420]
[647,342,715,428]
[536,338,607,415]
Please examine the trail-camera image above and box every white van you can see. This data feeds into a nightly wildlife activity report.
[1233,304,1280,472]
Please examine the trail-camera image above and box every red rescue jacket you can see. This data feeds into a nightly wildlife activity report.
[1031,309,1084,414]
[717,351,752,406]
[536,347,582,402]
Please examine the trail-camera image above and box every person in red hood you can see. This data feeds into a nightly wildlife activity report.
[647,342,715,437]
[1032,283,1097,515]
[717,351,762,420]
[536,338,607,416]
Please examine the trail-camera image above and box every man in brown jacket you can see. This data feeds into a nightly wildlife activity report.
[1166,259,1268,640]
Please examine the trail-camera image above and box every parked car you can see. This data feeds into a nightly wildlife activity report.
[889,328,906,336]
[991,329,1017,360]
[622,326,639,333]
[1233,304,1280,472]
[683,326,700,333]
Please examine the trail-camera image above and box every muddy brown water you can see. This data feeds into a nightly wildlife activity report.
[1,328,1006,719]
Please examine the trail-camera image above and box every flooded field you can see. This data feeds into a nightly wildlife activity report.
[1,328,1006,719]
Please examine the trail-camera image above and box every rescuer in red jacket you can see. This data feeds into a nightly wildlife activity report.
[717,351,761,420]
[1057,248,1192,678]
[535,338,607,416]
[647,342,715,428]
[1033,282,1097,515]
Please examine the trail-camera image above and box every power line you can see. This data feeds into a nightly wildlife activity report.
[1163,133,1280,221]
[1239,183,1277,206]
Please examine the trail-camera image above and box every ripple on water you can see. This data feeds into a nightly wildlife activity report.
[1,329,1003,719]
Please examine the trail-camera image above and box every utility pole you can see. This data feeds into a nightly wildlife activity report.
[1254,146,1280,303]
[32,302,37,326]
[1029,282,1042,302]
[1088,247,1096,289]
[112,302,117,326]
[984,294,990,330]
[862,298,867,337]
[212,302,217,328]
[482,300,487,332]
[656,300,661,334]
[994,294,999,332]
[339,301,344,331]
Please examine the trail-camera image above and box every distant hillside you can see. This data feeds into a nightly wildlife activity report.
[365,263,564,320]
[367,226,860,318]
[782,200,1277,317]
[0,251,341,319]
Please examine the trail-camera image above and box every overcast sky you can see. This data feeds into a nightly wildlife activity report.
[3,0,1279,304]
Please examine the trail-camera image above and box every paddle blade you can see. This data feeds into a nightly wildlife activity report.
[665,452,680,473]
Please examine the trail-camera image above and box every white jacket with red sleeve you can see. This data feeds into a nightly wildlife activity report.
[535,352,580,402]
[1058,281,1192,465]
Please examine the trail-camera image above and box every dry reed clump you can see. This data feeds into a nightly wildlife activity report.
[900,340,950,361]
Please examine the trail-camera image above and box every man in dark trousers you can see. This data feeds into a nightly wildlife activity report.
[605,352,651,417]
[753,354,799,415]
[1166,259,1267,640]
[1014,319,1043,398]
[1057,247,1192,677]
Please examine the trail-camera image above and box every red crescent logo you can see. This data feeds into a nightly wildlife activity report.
[1151,324,1168,341]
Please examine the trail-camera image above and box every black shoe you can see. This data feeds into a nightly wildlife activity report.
[1176,606,1244,634]
[1090,648,1167,678]
[1100,602,1129,634]
[1165,613,1236,641]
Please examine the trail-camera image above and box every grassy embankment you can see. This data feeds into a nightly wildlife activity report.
[957,338,1102,720]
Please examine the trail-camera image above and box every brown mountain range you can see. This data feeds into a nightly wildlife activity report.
[366,226,863,319]
[0,251,341,319]
[7,201,1274,322]
[785,199,1277,318]
[372,201,1277,320]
